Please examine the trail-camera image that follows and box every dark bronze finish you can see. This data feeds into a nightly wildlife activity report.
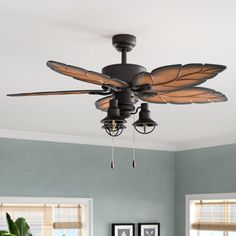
[133,103,157,134]
[121,49,127,64]
[114,88,135,118]
[101,99,126,137]
[102,64,146,84]
[103,34,146,84]
[112,34,136,52]
[7,33,228,138]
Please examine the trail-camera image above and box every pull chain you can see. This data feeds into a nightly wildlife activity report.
[132,114,136,168]
[111,137,115,169]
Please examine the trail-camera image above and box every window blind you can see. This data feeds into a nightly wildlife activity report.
[53,205,83,229]
[192,200,236,231]
[0,204,83,236]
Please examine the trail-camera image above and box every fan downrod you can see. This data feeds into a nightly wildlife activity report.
[102,34,146,83]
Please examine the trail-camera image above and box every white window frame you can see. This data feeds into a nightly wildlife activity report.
[0,196,93,236]
[186,193,236,236]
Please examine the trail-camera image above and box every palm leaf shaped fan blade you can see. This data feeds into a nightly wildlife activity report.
[132,63,226,92]
[138,87,227,104]
[47,61,128,88]
[7,90,110,97]
[7,34,228,138]
[95,96,114,112]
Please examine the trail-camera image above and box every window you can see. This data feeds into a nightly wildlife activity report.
[186,194,236,236]
[0,197,92,236]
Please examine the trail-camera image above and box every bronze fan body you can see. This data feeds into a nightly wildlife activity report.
[8,34,227,136]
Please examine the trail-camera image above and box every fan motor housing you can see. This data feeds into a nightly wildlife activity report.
[114,88,135,118]
[102,64,146,84]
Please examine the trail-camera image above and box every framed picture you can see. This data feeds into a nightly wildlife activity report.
[138,223,160,236]
[112,223,135,236]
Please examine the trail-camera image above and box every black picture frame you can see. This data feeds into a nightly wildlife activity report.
[138,223,160,236]
[112,223,135,236]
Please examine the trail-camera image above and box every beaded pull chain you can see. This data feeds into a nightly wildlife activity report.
[111,137,115,169]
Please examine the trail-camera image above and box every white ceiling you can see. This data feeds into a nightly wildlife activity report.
[1,0,236,151]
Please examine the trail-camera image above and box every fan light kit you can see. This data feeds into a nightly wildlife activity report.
[8,34,227,138]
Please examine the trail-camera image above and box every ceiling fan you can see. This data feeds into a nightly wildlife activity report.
[8,34,227,137]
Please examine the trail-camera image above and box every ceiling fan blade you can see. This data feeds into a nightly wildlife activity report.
[7,90,110,97]
[47,61,128,88]
[132,64,226,92]
[95,95,114,112]
[138,87,227,104]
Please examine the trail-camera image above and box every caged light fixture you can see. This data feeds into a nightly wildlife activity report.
[101,99,157,137]
[8,34,227,137]
[101,99,126,137]
[132,103,157,135]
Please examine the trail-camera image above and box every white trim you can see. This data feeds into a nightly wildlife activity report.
[185,193,236,236]
[1,129,236,152]
[0,129,176,151]
[0,196,93,236]
[176,136,236,151]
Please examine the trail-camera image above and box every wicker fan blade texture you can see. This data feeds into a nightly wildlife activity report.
[47,61,128,88]
[138,87,227,104]
[132,64,226,92]
[6,33,228,138]
[7,90,108,97]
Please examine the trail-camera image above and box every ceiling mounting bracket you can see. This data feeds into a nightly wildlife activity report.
[7,33,227,140]
[112,34,136,52]
[112,34,136,64]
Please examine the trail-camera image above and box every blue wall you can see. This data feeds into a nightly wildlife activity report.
[0,138,175,236]
[3,137,235,236]
[175,144,236,236]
